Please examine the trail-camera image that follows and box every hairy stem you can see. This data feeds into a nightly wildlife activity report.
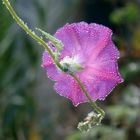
[2,0,105,118]
[2,0,63,70]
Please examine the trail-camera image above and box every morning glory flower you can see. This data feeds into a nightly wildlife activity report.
[42,22,123,106]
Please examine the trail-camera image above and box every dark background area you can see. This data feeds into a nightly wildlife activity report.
[0,0,140,140]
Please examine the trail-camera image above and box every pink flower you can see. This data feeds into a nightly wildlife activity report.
[42,22,123,106]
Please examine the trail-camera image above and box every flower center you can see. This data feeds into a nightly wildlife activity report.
[60,56,83,73]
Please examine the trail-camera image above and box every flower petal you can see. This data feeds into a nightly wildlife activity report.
[54,75,89,106]
[42,22,123,106]
[41,50,53,67]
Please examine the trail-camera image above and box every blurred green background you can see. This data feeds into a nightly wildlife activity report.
[0,0,140,140]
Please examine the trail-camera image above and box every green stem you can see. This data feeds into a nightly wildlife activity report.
[2,0,105,118]
[2,0,63,70]
[70,73,105,117]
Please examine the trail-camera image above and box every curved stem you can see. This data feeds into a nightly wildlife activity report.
[70,73,105,117]
[2,0,105,118]
[2,0,63,70]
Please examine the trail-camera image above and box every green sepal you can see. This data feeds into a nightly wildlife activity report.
[36,28,63,51]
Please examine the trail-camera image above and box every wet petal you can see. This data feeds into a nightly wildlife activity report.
[42,22,123,106]
[41,51,53,67]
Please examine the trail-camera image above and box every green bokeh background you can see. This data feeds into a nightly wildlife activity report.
[0,0,140,140]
